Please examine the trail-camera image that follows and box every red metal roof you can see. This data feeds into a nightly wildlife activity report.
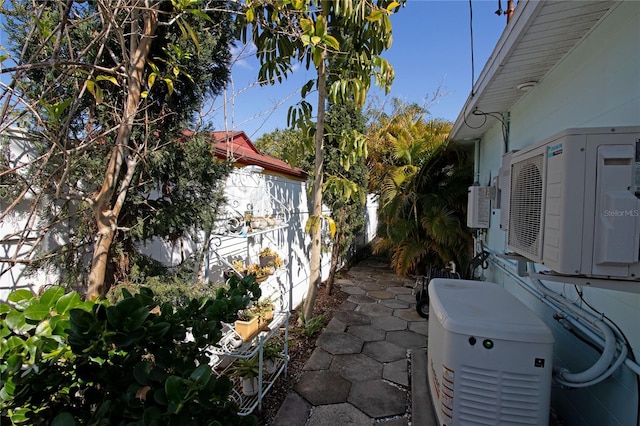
[180,129,308,180]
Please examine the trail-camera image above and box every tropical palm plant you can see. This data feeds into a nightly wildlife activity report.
[369,101,473,277]
[367,100,441,194]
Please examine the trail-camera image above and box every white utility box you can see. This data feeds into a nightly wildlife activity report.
[427,279,554,426]
[467,186,493,229]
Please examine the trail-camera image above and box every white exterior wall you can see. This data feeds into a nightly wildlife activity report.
[476,3,640,425]
[144,167,379,313]
[2,153,378,308]
[364,194,379,244]
[0,129,61,301]
[0,205,61,300]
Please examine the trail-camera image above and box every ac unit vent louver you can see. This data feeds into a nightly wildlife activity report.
[508,154,544,260]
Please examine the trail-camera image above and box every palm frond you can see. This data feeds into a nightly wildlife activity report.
[421,206,462,246]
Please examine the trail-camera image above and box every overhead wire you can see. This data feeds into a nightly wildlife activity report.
[468,0,476,97]
[462,0,483,131]
[463,0,510,153]
[470,108,509,152]
[464,2,511,149]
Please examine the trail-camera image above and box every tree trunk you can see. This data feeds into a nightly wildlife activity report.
[302,48,327,323]
[87,210,117,298]
[85,6,158,300]
[325,233,342,295]
[195,229,212,283]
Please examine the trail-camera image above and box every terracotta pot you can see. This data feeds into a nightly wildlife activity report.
[235,316,260,342]
[265,308,274,322]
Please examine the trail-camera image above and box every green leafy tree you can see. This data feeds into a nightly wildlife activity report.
[323,101,367,293]
[254,127,306,163]
[254,32,369,295]
[0,275,261,424]
[368,101,474,276]
[0,0,235,299]
[255,105,367,295]
[238,0,403,322]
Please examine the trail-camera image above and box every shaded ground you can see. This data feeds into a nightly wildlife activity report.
[256,278,350,425]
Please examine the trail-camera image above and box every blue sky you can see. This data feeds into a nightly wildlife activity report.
[206,0,507,141]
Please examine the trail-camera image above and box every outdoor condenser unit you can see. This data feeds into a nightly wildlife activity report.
[427,279,554,426]
[506,126,640,279]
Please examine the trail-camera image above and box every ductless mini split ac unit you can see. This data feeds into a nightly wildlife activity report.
[504,126,640,279]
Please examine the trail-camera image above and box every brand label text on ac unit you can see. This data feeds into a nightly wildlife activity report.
[547,143,563,157]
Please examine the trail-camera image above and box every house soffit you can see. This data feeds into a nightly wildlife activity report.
[450,0,618,143]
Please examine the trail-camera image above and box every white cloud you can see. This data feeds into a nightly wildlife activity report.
[231,42,258,70]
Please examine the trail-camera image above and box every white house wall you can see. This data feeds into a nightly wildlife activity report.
[476,3,640,425]
[2,154,377,309]
[201,170,378,313]
[1,127,379,308]
[206,170,329,313]
[142,167,371,313]
[0,204,60,300]
[508,1,640,147]
[0,129,63,301]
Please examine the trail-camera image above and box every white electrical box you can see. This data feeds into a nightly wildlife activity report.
[428,279,554,426]
[467,186,493,228]
[506,126,640,279]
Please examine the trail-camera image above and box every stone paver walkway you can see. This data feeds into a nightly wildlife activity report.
[271,255,436,425]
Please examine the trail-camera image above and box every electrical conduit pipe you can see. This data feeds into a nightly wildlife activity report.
[490,254,640,379]
[552,319,618,383]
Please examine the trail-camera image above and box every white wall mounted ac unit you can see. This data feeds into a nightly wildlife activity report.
[428,279,554,426]
[507,126,640,279]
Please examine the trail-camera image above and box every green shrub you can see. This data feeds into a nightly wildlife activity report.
[107,277,224,307]
[107,255,227,307]
[1,275,260,425]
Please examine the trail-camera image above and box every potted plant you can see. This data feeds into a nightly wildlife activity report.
[262,339,283,374]
[253,298,275,329]
[259,247,281,268]
[231,356,261,396]
[245,263,270,282]
[265,215,276,227]
[234,308,260,342]
[261,265,276,275]
[226,258,246,279]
